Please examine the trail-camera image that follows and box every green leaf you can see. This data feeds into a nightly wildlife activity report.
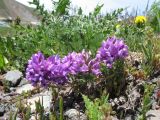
[93,4,104,16]
[0,54,5,69]
[55,0,70,16]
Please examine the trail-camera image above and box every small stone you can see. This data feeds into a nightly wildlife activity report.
[10,87,16,92]
[64,109,87,120]
[111,116,119,120]
[151,77,160,84]
[110,99,116,107]
[127,74,134,82]
[130,89,140,100]
[16,117,21,120]
[151,100,158,110]
[119,96,126,105]
[30,115,36,120]
[146,110,160,120]
[0,105,5,116]
[114,98,119,105]
[4,70,22,87]
[26,91,52,113]
[18,78,29,86]
[16,84,34,94]
[125,114,134,120]
[111,102,116,107]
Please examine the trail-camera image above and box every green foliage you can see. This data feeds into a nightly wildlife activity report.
[83,94,112,120]
[0,0,122,70]
[0,27,13,36]
[0,36,14,70]
[93,4,104,16]
[116,19,157,78]
[2,80,10,92]
[83,95,102,120]
[138,84,155,120]
[29,0,48,16]
[35,99,45,120]
[141,39,155,77]
[116,22,146,52]
[14,98,31,120]
[24,107,31,120]
[101,59,126,96]
[54,0,70,16]
[0,53,5,70]
[9,109,18,120]
[148,0,160,32]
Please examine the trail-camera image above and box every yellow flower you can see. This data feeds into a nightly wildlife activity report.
[135,16,147,24]
[116,24,121,29]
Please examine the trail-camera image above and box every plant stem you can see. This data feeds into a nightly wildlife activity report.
[59,96,63,120]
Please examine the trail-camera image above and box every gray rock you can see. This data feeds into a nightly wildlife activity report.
[125,115,134,120]
[119,96,126,105]
[0,105,5,116]
[114,98,119,105]
[0,112,13,120]
[127,74,134,82]
[146,110,160,120]
[64,109,87,120]
[0,103,16,114]
[16,84,34,94]
[26,90,52,113]
[128,88,141,108]
[4,70,22,87]
[151,77,160,84]
[111,116,119,120]
[16,117,22,120]
[151,100,158,110]
[9,87,16,92]
[18,78,29,86]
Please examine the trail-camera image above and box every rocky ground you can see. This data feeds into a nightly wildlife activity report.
[0,66,160,120]
[0,70,88,120]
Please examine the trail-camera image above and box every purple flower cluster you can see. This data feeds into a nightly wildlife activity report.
[26,50,100,86]
[26,52,46,86]
[62,50,101,75]
[26,52,68,86]
[96,37,128,68]
[62,51,89,75]
[26,37,128,86]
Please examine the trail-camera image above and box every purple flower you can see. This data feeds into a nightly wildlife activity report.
[46,55,69,85]
[62,51,89,75]
[88,58,101,75]
[96,37,128,68]
[26,51,47,86]
[62,50,101,76]
[26,52,69,86]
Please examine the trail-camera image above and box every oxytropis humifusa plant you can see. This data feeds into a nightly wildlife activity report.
[96,37,128,96]
[26,36,128,91]
[25,37,128,119]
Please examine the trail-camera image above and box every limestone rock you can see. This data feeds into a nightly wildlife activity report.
[64,109,87,120]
